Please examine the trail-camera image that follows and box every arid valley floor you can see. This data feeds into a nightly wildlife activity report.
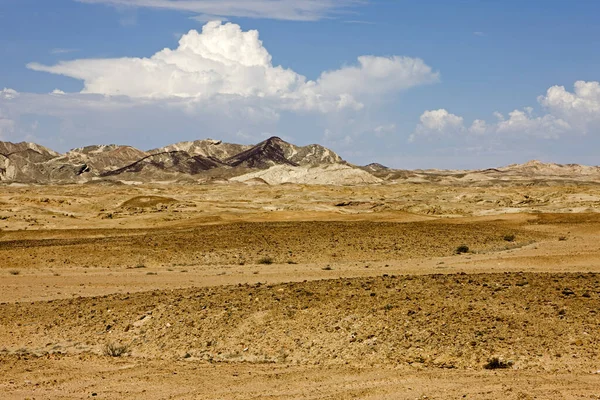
[1,181,600,399]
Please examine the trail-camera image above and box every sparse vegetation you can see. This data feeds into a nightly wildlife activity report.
[258,257,274,265]
[8,270,20,275]
[455,245,469,254]
[484,357,510,370]
[103,342,130,357]
[503,234,516,242]
[322,266,333,271]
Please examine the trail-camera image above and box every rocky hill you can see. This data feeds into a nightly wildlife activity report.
[101,151,227,181]
[61,145,149,172]
[498,160,600,176]
[231,164,382,185]
[150,139,250,161]
[362,160,600,185]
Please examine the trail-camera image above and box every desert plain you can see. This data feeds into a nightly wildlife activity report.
[1,179,600,399]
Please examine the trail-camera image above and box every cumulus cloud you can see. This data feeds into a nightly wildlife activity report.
[410,109,464,142]
[316,56,439,97]
[1,88,19,100]
[538,80,600,132]
[495,109,570,139]
[469,119,487,135]
[28,21,437,113]
[411,81,600,142]
[75,0,365,21]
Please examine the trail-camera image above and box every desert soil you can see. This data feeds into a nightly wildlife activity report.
[1,182,600,399]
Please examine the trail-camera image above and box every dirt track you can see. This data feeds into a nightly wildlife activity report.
[1,183,600,399]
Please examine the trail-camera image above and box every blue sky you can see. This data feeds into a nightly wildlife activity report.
[1,0,600,168]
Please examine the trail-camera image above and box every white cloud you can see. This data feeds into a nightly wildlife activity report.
[5,22,438,158]
[411,81,600,142]
[495,109,570,139]
[410,109,464,141]
[75,0,365,21]
[469,119,487,135]
[315,55,439,97]
[1,88,19,100]
[538,80,600,132]
[28,21,437,113]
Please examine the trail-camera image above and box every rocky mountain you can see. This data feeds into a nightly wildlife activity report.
[0,141,59,160]
[284,142,343,165]
[150,139,251,161]
[0,141,62,182]
[101,151,226,181]
[63,145,149,172]
[224,136,343,169]
[224,137,299,169]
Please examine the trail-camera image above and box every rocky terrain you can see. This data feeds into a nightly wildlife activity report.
[1,180,600,398]
[1,140,600,398]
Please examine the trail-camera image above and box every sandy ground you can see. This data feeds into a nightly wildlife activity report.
[1,182,600,399]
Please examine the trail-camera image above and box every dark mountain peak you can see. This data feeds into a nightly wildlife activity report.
[263,136,285,144]
[225,136,298,169]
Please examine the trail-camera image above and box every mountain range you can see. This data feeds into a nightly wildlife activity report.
[0,137,354,184]
[1,137,599,185]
